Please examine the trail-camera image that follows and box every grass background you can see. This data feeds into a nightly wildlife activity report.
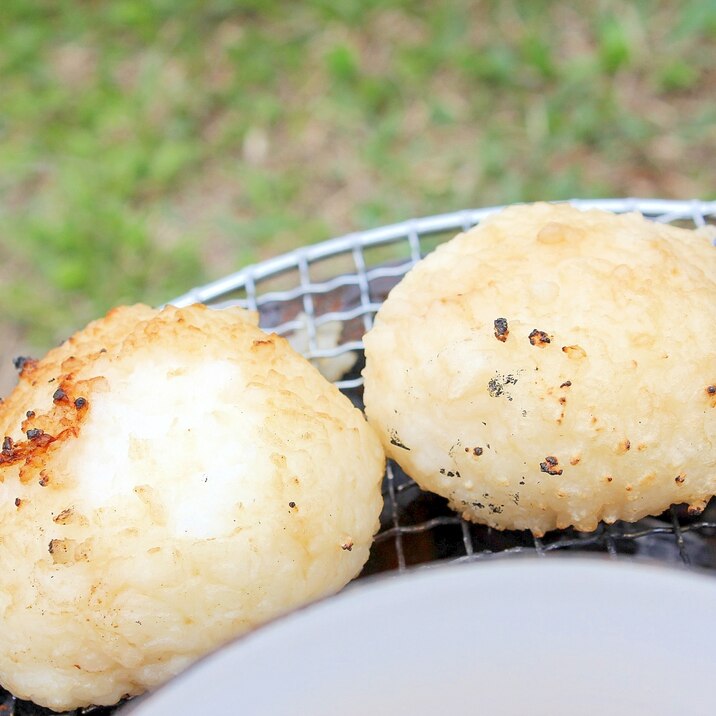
[1,0,715,392]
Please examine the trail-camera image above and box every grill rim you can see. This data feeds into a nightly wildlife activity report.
[169,198,716,309]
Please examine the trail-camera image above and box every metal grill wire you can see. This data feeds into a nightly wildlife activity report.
[172,198,716,572]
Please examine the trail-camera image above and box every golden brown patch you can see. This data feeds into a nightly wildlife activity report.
[1,432,51,466]
[569,455,581,466]
[639,473,656,487]
[562,345,587,359]
[15,357,39,379]
[53,508,74,524]
[48,538,85,565]
[133,486,167,526]
[616,439,631,455]
[0,371,99,484]
[536,222,568,245]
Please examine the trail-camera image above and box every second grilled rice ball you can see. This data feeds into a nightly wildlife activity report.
[0,304,384,711]
[363,202,716,536]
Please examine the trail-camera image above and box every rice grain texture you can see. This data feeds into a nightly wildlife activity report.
[363,203,716,536]
[0,304,384,711]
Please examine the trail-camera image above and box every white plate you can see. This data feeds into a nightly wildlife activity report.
[122,557,716,716]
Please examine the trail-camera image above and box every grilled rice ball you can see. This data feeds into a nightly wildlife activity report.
[363,202,716,536]
[0,304,384,711]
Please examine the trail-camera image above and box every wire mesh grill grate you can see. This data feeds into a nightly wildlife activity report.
[4,199,716,715]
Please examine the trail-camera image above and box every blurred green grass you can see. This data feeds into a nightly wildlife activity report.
[1,0,715,359]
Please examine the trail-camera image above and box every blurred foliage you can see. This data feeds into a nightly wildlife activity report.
[0,0,715,348]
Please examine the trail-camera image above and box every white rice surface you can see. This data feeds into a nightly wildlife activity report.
[0,304,384,711]
[363,203,716,536]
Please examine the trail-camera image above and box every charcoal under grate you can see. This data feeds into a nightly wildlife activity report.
[5,198,716,715]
